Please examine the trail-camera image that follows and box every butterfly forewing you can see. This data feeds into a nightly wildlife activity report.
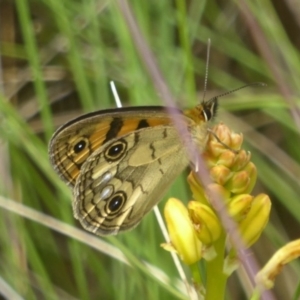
[49,107,182,187]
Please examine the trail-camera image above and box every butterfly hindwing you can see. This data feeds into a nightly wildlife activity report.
[73,126,189,235]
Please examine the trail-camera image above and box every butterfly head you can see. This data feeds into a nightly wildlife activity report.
[184,96,218,126]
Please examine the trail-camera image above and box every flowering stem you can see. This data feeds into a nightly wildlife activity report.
[205,232,227,300]
[190,262,202,294]
[250,288,261,300]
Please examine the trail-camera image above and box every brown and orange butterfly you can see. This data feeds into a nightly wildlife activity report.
[49,98,217,235]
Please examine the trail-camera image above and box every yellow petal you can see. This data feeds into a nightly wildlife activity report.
[188,201,222,245]
[187,171,209,205]
[255,239,300,289]
[160,242,177,253]
[164,198,202,265]
[238,194,271,247]
[227,194,253,222]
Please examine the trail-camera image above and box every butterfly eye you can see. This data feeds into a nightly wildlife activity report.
[104,140,127,162]
[202,97,218,121]
[107,191,126,213]
[202,107,212,121]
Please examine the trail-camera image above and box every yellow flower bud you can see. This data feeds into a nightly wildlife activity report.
[226,194,253,222]
[210,165,232,185]
[206,139,226,158]
[212,123,232,146]
[238,194,271,247]
[163,198,202,265]
[231,150,251,171]
[217,150,236,168]
[241,162,257,194]
[230,131,243,150]
[188,201,222,245]
[225,170,251,194]
[207,183,231,203]
[188,171,232,204]
[204,124,245,164]
[187,172,209,205]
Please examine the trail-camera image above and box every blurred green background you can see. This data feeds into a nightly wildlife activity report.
[0,0,300,299]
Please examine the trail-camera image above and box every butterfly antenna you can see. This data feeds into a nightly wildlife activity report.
[202,39,211,104]
[207,82,267,103]
[110,81,123,108]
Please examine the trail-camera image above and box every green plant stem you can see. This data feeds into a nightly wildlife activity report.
[190,262,203,295]
[250,288,261,300]
[205,233,227,300]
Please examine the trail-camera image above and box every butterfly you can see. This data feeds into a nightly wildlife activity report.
[49,98,217,235]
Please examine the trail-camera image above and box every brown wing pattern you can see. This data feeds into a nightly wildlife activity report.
[73,126,189,235]
[49,107,181,186]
